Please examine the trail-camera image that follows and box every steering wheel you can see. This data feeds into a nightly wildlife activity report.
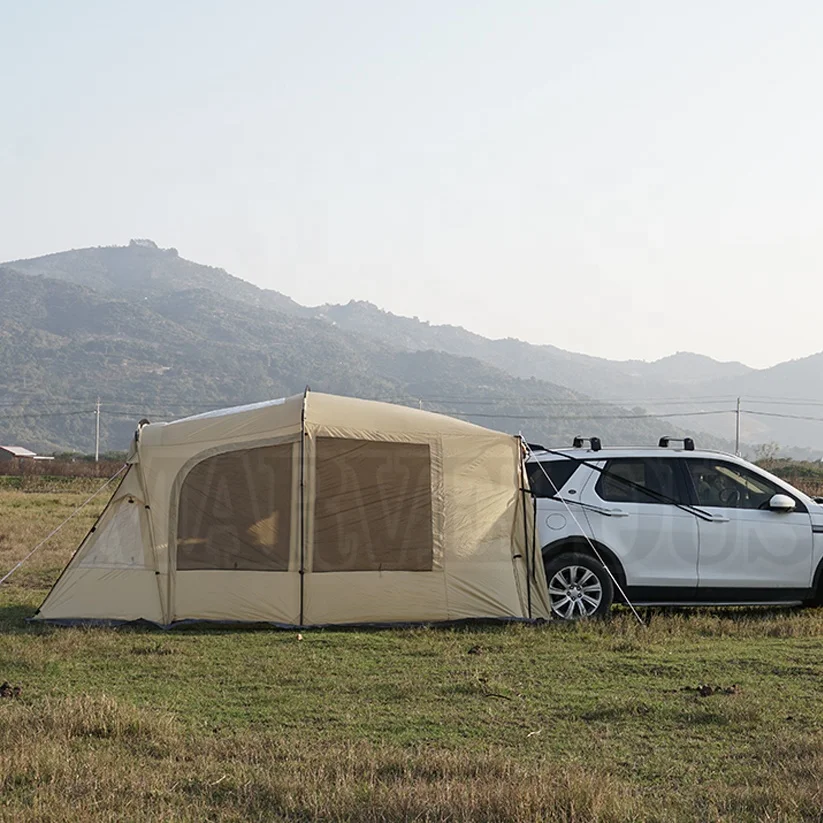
[718,488,740,507]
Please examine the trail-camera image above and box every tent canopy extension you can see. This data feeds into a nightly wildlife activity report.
[36,392,550,626]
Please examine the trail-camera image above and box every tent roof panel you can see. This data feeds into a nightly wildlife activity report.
[306,392,506,438]
[170,397,291,425]
[140,394,304,449]
[138,392,509,452]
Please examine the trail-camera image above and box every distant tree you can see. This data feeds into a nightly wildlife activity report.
[752,442,781,467]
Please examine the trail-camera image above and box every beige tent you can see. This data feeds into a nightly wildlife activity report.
[36,392,549,626]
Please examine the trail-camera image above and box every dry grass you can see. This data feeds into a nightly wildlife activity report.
[0,477,110,587]
[802,480,823,497]
[2,692,822,822]
[0,694,641,822]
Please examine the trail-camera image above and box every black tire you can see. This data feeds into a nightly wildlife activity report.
[544,552,614,620]
[804,577,823,607]
[801,561,823,607]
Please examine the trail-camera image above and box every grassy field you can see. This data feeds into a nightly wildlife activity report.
[2,477,823,821]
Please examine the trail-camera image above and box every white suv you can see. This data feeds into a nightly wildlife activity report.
[526,439,823,619]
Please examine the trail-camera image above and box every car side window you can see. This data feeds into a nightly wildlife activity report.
[595,458,679,504]
[526,460,579,497]
[685,460,791,510]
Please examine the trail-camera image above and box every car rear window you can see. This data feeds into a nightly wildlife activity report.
[526,460,579,497]
[595,458,679,504]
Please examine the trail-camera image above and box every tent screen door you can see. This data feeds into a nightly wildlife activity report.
[177,444,293,571]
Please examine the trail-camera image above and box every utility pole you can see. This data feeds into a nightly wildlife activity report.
[735,397,741,456]
[95,398,101,463]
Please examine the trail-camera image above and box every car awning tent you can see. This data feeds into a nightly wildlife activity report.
[35,392,550,626]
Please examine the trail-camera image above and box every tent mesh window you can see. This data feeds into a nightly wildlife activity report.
[78,499,148,569]
[313,438,433,572]
[177,443,293,571]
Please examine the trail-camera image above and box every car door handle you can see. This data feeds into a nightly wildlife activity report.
[709,514,730,523]
[609,509,630,517]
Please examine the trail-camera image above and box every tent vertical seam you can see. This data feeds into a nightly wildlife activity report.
[531,488,539,611]
[135,457,166,625]
[435,435,450,619]
[298,387,308,627]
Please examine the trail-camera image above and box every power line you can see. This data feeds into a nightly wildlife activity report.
[0,401,92,408]
[418,398,739,407]
[6,392,823,410]
[743,395,823,403]
[0,410,93,420]
[742,410,823,424]
[4,398,823,426]
[742,399,823,408]
[447,409,735,421]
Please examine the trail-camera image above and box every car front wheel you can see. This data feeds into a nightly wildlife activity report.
[544,552,613,620]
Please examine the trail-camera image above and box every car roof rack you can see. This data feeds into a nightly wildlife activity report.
[573,436,602,452]
[659,436,695,451]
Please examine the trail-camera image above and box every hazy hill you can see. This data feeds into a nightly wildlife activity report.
[316,302,756,400]
[3,243,748,403]
[0,265,705,453]
[317,300,665,400]
[311,303,821,452]
[693,353,823,449]
[2,240,818,453]
[620,352,753,384]
[3,240,306,317]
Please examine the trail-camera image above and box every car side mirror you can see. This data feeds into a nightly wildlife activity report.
[769,494,796,513]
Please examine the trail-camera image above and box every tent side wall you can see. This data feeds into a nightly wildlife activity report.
[35,466,163,623]
[142,395,305,625]
[301,393,541,624]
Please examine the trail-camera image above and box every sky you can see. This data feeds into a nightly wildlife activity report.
[1,1,822,369]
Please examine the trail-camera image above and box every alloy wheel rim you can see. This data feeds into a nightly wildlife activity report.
[548,565,603,619]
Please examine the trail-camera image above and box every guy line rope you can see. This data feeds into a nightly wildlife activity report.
[0,464,128,587]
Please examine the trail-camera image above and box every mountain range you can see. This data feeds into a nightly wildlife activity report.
[1,240,820,456]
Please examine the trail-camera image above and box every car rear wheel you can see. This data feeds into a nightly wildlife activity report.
[544,552,613,620]
[804,570,823,607]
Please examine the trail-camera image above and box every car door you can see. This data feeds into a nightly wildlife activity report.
[585,457,699,596]
[683,459,814,594]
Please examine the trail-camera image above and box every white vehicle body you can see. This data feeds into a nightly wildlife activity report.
[527,444,823,611]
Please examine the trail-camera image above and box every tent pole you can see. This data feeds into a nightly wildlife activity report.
[298,387,309,627]
[532,492,538,586]
[518,437,532,620]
